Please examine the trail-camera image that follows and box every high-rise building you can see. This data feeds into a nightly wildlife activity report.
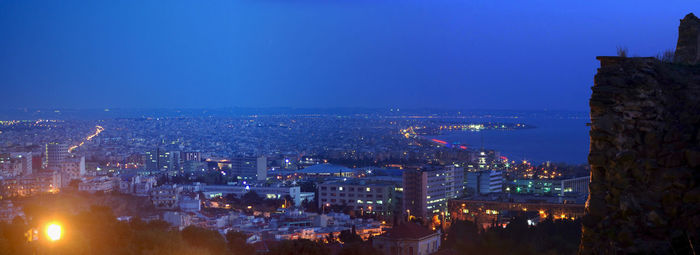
[158,151,171,171]
[182,152,201,162]
[402,165,464,220]
[0,153,21,177]
[45,143,68,170]
[230,156,267,181]
[317,179,398,216]
[167,151,181,174]
[560,176,589,197]
[11,152,32,176]
[145,149,159,171]
[466,170,504,195]
[182,160,207,173]
[0,152,32,177]
[59,156,85,187]
[145,148,181,173]
[181,151,204,173]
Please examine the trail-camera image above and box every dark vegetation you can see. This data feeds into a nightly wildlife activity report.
[616,46,628,57]
[656,49,676,63]
[0,203,383,255]
[0,202,582,255]
[14,191,156,218]
[0,206,254,255]
[444,217,582,255]
[266,225,382,255]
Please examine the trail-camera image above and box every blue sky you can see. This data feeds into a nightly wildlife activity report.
[0,0,695,111]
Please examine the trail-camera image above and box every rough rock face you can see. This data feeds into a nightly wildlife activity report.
[579,54,700,252]
[675,13,700,65]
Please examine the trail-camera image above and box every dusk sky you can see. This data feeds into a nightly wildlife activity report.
[0,1,695,111]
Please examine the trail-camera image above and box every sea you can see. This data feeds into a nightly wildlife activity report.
[427,112,590,165]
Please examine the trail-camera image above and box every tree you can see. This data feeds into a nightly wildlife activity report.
[444,217,582,255]
[299,181,316,192]
[339,225,362,244]
[69,179,82,190]
[267,239,329,255]
[0,217,30,254]
[242,191,261,205]
[224,193,239,203]
[283,194,294,208]
[338,242,383,255]
[225,231,255,255]
[302,198,318,213]
[181,225,228,255]
[326,232,336,244]
[444,219,480,250]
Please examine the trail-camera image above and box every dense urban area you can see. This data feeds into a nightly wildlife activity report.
[0,111,589,254]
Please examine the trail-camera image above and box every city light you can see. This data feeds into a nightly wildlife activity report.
[68,125,105,152]
[46,223,62,241]
[3,2,696,254]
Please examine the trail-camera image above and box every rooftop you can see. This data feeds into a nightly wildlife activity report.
[293,164,354,174]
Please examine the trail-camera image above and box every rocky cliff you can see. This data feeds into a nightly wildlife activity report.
[580,13,700,254]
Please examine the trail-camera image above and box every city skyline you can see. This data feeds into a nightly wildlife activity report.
[0,2,698,254]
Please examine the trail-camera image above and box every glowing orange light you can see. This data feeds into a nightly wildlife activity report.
[46,223,62,241]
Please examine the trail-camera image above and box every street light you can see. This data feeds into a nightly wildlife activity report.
[440,212,445,229]
[46,223,62,241]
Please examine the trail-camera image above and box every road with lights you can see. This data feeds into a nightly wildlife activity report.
[68,125,104,152]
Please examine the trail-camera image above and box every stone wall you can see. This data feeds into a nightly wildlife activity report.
[580,33,700,254]
[676,13,700,65]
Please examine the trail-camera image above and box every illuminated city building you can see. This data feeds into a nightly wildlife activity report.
[145,148,181,173]
[197,182,304,206]
[230,156,267,181]
[118,174,157,196]
[45,142,68,170]
[403,165,464,220]
[58,156,85,187]
[560,176,589,197]
[182,151,201,162]
[0,152,32,177]
[465,170,504,195]
[150,184,182,210]
[144,149,159,171]
[448,199,585,229]
[178,192,201,212]
[272,164,355,180]
[506,176,589,199]
[0,171,61,198]
[317,178,398,215]
[78,176,119,193]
